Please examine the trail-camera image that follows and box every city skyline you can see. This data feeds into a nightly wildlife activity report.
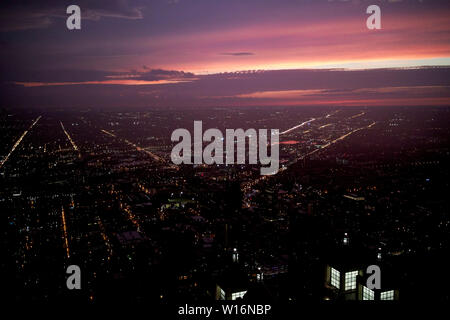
[1,0,449,308]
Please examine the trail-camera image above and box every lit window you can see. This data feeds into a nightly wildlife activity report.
[331,268,340,289]
[220,288,226,300]
[380,290,394,300]
[231,291,247,300]
[362,286,374,300]
[345,271,358,291]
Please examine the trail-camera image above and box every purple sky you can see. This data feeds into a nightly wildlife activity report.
[1,0,450,108]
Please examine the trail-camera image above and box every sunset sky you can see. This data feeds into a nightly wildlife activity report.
[1,0,450,108]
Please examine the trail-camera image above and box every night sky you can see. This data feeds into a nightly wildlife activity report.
[1,0,450,107]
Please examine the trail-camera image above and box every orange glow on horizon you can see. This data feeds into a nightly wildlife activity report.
[14,78,197,87]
